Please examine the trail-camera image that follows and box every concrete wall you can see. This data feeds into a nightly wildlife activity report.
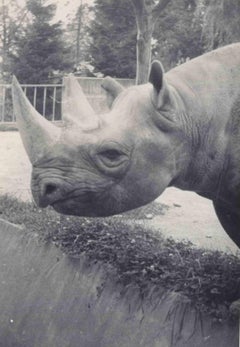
[77,77,134,113]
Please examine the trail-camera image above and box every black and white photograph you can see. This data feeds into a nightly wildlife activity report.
[0,0,240,346]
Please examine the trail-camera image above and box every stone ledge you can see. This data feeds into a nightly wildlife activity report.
[0,221,238,346]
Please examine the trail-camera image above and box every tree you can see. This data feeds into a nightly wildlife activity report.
[65,1,91,69]
[12,0,70,84]
[202,0,240,51]
[0,0,29,82]
[130,0,171,84]
[153,0,204,70]
[89,0,204,81]
[89,0,137,78]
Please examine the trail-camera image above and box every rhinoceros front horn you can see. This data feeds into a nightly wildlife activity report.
[62,75,99,130]
[12,76,61,164]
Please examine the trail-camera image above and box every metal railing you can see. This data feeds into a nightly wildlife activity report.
[22,84,63,120]
[0,83,63,122]
[0,77,134,123]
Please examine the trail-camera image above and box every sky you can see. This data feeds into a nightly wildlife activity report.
[54,0,93,23]
[15,0,94,23]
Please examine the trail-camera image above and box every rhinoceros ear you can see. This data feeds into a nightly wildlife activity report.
[101,77,124,108]
[149,61,171,110]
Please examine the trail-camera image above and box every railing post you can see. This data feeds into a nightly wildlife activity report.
[62,77,67,123]
[43,87,47,117]
[1,86,5,122]
[33,87,37,108]
[52,87,56,121]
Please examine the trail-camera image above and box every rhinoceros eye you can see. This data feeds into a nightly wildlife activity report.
[100,149,122,161]
[95,142,130,174]
[97,147,129,170]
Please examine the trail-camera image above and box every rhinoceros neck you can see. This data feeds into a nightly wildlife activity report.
[168,87,226,199]
[166,46,240,200]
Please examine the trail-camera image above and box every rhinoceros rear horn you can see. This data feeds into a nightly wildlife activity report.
[101,77,124,108]
[12,76,61,164]
[62,75,99,130]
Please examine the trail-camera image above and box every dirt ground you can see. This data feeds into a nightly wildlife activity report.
[0,131,238,254]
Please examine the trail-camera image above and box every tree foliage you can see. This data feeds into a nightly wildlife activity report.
[88,0,137,78]
[88,0,205,79]
[153,0,204,70]
[3,0,238,85]
[0,0,29,82]
[12,0,70,83]
[202,0,240,51]
[64,2,91,69]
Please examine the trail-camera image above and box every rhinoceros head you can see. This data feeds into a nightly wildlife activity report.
[12,62,187,217]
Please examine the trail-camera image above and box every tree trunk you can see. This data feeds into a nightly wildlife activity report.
[76,1,83,66]
[135,13,154,84]
[131,0,171,85]
[1,0,7,81]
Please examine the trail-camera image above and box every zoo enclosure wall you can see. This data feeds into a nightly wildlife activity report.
[0,77,133,123]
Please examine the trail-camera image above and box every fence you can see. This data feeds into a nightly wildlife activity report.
[0,84,63,122]
[0,77,133,123]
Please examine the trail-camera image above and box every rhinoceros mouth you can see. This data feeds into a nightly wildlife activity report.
[42,188,96,206]
[47,182,128,217]
[51,197,114,217]
[35,182,114,216]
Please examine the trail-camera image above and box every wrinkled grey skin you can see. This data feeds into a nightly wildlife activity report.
[13,44,240,247]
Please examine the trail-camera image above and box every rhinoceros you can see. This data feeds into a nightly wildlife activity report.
[12,43,240,246]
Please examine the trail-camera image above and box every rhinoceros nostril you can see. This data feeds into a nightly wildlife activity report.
[45,183,57,196]
[36,182,60,207]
